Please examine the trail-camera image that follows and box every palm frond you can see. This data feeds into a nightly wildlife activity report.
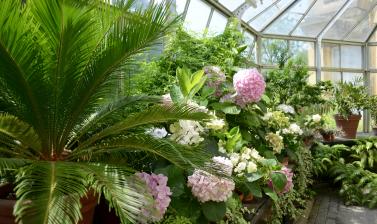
[66,95,161,148]
[0,114,41,154]
[76,105,210,149]
[81,163,151,224]
[71,133,210,170]
[0,158,30,175]
[13,162,89,224]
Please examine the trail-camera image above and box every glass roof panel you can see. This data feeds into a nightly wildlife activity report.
[324,0,377,40]
[183,0,211,34]
[345,5,377,42]
[218,0,245,11]
[249,0,295,31]
[175,0,187,14]
[264,0,315,35]
[292,0,348,37]
[241,0,276,22]
[207,11,228,36]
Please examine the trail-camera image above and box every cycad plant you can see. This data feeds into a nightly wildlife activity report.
[0,0,210,223]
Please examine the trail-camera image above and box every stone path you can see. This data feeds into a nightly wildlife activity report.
[308,189,377,224]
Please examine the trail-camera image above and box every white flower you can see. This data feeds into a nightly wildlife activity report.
[312,114,321,123]
[241,151,251,161]
[289,123,303,135]
[247,161,257,173]
[229,153,240,166]
[234,161,247,173]
[277,104,295,114]
[162,93,172,106]
[206,119,225,130]
[250,148,263,161]
[187,100,208,113]
[262,112,273,121]
[169,120,204,145]
[146,127,167,139]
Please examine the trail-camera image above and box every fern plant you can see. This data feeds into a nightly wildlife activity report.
[0,1,211,223]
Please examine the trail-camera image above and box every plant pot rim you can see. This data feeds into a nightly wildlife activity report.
[334,114,362,120]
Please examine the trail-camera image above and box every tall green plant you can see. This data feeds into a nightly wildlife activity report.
[0,1,210,223]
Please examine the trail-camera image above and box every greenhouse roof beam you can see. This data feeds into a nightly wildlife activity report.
[367,24,377,43]
[260,0,297,33]
[317,0,353,40]
[289,0,318,36]
[342,3,377,41]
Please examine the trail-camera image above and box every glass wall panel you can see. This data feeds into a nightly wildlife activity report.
[321,72,341,83]
[369,29,377,42]
[218,0,245,11]
[369,46,377,69]
[292,0,347,37]
[183,0,211,34]
[341,45,362,69]
[264,0,315,35]
[261,38,288,65]
[370,73,377,95]
[249,0,295,31]
[175,0,187,14]
[308,71,316,85]
[321,43,340,68]
[289,41,315,66]
[324,0,377,40]
[207,11,228,36]
[343,73,363,84]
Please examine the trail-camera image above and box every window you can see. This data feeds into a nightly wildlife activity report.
[321,43,340,68]
[207,11,228,36]
[289,41,315,66]
[183,0,211,34]
[341,45,362,69]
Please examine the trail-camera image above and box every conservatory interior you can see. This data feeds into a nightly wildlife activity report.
[1,0,377,223]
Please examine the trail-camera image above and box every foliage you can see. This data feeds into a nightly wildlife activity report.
[219,196,251,224]
[266,58,333,110]
[332,79,370,118]
[0,0,213,223]
[261,40,291,69]
[369,96,377,127]
[351,138,377,170]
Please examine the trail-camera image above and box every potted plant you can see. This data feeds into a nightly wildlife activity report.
[0,1,210,223]
[332,79,370,139]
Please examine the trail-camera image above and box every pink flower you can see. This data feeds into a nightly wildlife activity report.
[268,166,294,195]
[233,68,265,106]
[204,66,226,97]
[136,172,172,222]
[187,170,235,203]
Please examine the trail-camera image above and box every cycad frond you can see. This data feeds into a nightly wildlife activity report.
[72,134,210,170]
[77,105,210,149]
[0,114,41,154]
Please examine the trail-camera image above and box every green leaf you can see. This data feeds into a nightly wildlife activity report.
[155,165,185,197]
[201,201,226,222]
[190,70,205,87]
[263,187,278,201]
[244,182,262,198]
[170,85,185,104]
[260,159,277,167]
[270,172,287,192]
[245,172,263,182]
[177,67,191,96]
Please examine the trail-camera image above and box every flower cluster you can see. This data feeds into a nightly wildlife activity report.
[268,166,294,194]
[262,111,290,129]
[233,69,266,107]
[187,157,235,203]
[146,127,168,139]
[170,120,204,145]
[187,100,208,113]
[136,172,172,222]
[304,114,324,129]
[277,104,295,114]
[206,118,225,130]
[265,132,284,154]
[229,147,263,177]
[204,66,226,97]
[282,123,303,136]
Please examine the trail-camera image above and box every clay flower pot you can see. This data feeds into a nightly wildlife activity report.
[334,114,361,139]
[321,133,335,142]
[0,184,97,224]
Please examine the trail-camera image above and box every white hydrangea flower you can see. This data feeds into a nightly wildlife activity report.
[277,104,295,114]
[289,123,303,135]
[146,127,167,139]
[229,153,240,166]
[234,161,247,173]
[312,114,321,123]
[169,120,204,145]
[262,112,273,121]
[250,148,263,161]
[212,156,233,176]
[206,119,225,130]
[247,161,258,173]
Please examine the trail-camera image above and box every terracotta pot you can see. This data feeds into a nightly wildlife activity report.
[242,193,254,203]
[334,114,361,139]
[321,133,335,142]
[0,184,97,224]
[373,127,377,136]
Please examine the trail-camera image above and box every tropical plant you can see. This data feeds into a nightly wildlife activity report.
[350,138,377,171]
[0,0,211,223]
[332,79,370,118]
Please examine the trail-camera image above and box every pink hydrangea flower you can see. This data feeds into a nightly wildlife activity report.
[136,172,172,222]
[233,68,265,106]
[187,168,235,203]
[268,166,294,195]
